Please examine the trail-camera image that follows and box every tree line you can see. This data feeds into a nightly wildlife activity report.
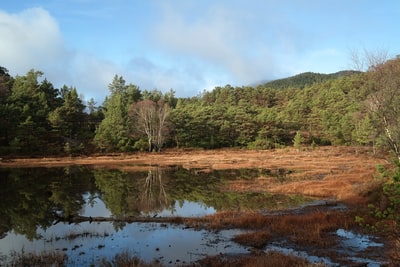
[1,56,399,158]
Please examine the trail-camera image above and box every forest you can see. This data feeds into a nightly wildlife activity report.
[1,56,400,159]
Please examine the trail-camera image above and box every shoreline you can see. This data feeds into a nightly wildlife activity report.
[0,146,386,203]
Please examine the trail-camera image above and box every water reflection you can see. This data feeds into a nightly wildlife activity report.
[0,165,313,266]
[156,200,216,217]
[0,166,312,238]
[0,221,248,266]
[0,166,94,240]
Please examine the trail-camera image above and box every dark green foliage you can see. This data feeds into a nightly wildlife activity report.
[7,70,60,155]
[263,70,362,89]
[93,75,140,152]
[356,160,400,237]
[49,86,87,154]
[0,68,96,156]
[1,58,400,155]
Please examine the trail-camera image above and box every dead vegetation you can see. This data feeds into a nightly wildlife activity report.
[184,209,358,248]
[0,146,387,203]
[194,251,329,267]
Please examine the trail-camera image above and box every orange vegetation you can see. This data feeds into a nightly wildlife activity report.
[1,146,388,203]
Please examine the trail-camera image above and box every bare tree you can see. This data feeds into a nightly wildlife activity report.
[153,100,170,151]
[130,99,170,152]
[349,47,388,72]
[366,57,400,160]
[355,49,400,160]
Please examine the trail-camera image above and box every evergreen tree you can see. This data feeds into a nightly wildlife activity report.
[94,75,140,152]
[0,67,13,152]
[48,86,87,154]
[8,70,58,154]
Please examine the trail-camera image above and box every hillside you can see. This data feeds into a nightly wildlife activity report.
[263,70,362,89]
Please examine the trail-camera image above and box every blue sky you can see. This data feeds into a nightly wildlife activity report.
[0,0,398,103]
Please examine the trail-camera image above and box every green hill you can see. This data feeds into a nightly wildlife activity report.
[263,70,362,89]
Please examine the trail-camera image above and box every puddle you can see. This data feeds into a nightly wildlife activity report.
[265,244,336,266]
[0,222,248,266]
[334,229,385,267]
[264,229,386,267]
[335,228,383,250]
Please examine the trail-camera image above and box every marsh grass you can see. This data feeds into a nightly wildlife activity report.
[98,251,162,267]
[61,229,110,241]
[5,250,162,267]
[232,230,271,249]
[194,251,329,267]
[185,209,358,248]
[7,250,67,267]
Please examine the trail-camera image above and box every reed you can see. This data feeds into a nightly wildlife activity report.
[8,250,67,267]
[185,209,358,248]
[194,251,329,267]
[98,251,162,267]
[232,230,271,249]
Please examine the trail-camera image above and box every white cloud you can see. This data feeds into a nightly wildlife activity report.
[67,52,119,100]
[0,7,117,102]
[151,2,278,87]
[126,56,208,96]
[0,8,64,74]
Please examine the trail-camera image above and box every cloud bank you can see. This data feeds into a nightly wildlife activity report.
[0,7,118,102]
[2,1,392,102]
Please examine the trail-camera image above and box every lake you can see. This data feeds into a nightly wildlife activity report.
[0,165,312,266]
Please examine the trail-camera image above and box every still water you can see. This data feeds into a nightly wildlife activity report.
[0,165,310,266]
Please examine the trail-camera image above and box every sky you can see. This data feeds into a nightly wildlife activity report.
[0,0,399,103]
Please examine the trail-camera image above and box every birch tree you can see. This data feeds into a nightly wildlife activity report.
[130,99,170,152]
[365,56,400,160]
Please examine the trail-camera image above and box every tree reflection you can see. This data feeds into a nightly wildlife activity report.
[139,168,170,214]
[0,167,94,240]
[94,167,172,217]
[0,166,313,240]
[93,169,133,217]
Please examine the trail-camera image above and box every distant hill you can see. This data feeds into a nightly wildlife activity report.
[261,70,362,89]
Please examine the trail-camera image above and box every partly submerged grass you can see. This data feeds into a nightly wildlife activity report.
[99,251,162,267]
[184,209,358,248]
[5,250,162,267]
[6,250,67,267]
[4,249,328,267]
[194,251,329,267]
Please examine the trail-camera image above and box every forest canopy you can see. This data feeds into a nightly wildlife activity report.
[1,57,400,158]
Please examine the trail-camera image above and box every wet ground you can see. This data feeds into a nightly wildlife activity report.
[0,196,389,266]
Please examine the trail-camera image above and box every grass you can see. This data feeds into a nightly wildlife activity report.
[185,208,358,248]
[7,250,67,267]
[99,251,162,267]
[194,251,329,267]
[5,250,162,267]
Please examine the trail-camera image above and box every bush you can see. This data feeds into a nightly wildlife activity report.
[133,139,148,152]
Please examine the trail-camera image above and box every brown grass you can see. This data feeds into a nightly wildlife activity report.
[8,250,67,267]
[1,146,387,204]
[194,251,329,267]
[185,209,358,248]
[99,251,162,267]
[232,230,272,249]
